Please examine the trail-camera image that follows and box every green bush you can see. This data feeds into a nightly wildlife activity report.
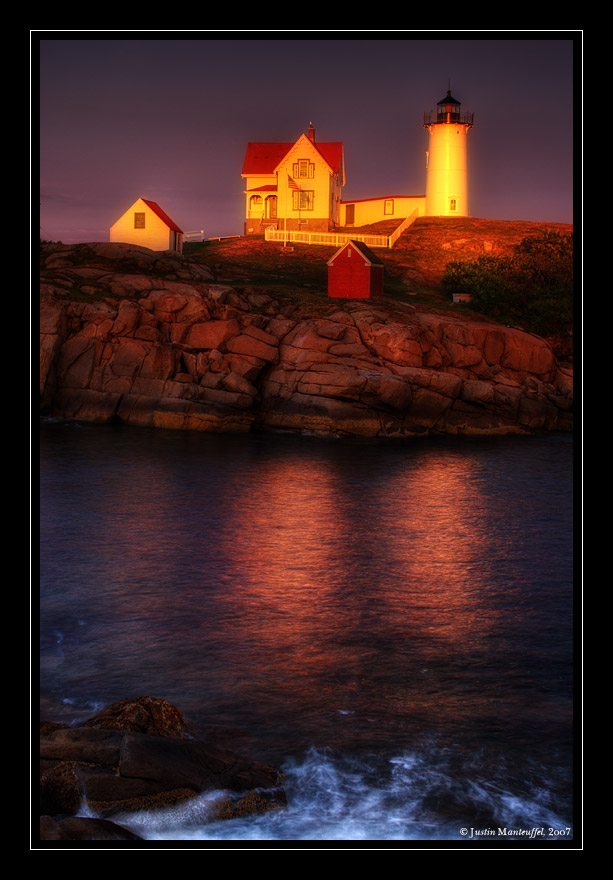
[442,231,573,340]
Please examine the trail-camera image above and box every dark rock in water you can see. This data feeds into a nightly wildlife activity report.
[40,760,82,816]
[118,732,283,795]
[40,815,142,841]
[40,721,70,736]
[39,696,287,841]
[210,788,288,821]
[40,726,125,766]
[82,696,192,738]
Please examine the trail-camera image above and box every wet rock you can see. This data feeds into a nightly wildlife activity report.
[40,815,143,841]
[83,696,191,738]
[118,733,281,794]
[39,697,287,840]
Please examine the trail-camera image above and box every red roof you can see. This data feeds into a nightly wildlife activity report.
[242,143,294,175]
[245,184,278,192]
[141,199,183,234]
[242,140,344,176]
[327,240,384,267]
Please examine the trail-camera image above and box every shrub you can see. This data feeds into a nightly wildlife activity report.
[442,231,573,340]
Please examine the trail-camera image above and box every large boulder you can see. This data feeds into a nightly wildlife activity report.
[39,697,287,840]
[82,696,191,738]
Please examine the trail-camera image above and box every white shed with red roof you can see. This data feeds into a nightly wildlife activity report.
[110,198,184,253]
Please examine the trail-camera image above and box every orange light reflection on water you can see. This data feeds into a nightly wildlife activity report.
[222,450,502,673]
[374,452,502,647]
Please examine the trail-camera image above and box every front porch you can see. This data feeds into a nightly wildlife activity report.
[245,188,278,235]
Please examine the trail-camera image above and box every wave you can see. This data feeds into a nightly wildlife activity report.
[111,746,573,843]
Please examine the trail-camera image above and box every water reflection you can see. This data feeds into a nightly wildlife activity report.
[225,448,498,644]
[208,445,516,750]
[40,427,573,762]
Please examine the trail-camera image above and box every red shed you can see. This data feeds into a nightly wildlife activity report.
[327,240,384,299]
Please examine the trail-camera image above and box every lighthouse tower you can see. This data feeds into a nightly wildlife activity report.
[424,90,474,217]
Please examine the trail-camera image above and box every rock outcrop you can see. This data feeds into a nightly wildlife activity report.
[39,697,286,842]
[40,242,573,438]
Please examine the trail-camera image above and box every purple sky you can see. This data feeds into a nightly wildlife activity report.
[38,35,578,244]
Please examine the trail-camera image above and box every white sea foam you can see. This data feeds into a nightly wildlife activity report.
[111,747,572,843]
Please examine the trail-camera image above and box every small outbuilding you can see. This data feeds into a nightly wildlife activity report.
[327,240,384,299]
[110,197,184,254]
[451,292,473,304]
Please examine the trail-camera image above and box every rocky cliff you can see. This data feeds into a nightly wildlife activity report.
[40,242,573,438]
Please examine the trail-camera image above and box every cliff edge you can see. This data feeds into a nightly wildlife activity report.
[40,239,573,439]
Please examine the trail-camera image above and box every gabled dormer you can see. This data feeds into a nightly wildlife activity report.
[274,132,345,187]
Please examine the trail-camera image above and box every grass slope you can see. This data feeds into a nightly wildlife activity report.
[185,216,572,318]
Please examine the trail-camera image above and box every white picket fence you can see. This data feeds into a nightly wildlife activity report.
[264,209,419,249]
[265,229,388,248]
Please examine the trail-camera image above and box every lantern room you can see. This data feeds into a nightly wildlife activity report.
[437,90,461,123]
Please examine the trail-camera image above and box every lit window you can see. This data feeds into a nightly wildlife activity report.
[134,212,145,228]
[293,191,314,210]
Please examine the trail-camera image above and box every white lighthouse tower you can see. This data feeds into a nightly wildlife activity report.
[424,90,474,217]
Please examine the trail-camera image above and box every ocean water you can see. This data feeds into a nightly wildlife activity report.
[39,422,575,846]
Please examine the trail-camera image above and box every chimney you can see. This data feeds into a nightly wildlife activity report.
[307,121,315,143]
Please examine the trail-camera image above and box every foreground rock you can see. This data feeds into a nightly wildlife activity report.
[40,242,573,438]
[39,697,286,842]
[40,815,143,841]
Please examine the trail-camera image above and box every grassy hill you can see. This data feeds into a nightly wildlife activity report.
[184,215,573,316]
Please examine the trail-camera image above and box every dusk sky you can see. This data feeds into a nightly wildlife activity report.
[38,34,578,244]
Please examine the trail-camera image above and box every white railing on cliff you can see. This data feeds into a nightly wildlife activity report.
[388,209,420,247]
[265,209,420,250]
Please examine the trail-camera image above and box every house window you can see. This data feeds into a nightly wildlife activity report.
[293,159,315,179]
[293,190,314,211]
[134,212,145,228]
[384,199,394,215]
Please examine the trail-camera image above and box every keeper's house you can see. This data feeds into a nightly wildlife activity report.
[241,124,345,235]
